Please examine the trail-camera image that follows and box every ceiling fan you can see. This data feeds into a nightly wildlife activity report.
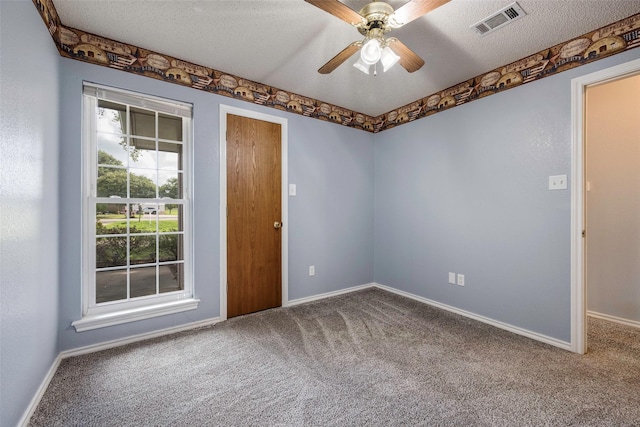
[305,0,450,75]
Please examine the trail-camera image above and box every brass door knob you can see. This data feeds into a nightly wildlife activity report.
[274,221,283,229]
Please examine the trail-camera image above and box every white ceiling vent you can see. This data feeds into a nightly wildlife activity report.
[471,2,527,36]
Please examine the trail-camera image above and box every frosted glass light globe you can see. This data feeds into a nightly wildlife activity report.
[360,39,382,65]
[381,46,400,72]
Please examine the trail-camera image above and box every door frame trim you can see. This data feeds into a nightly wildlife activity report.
[219,104,289,321]
[570,57,640,354]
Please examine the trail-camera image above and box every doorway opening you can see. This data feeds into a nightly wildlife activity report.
[571,57,640,354]
[219,105,289,320]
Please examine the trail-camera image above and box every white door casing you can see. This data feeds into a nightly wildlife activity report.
[570,58,640,354]
[219,105,289,321]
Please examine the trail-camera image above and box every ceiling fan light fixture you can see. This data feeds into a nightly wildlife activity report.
[306,0,446,74]
[360,38,382,65]
[380,46,400,72]
[353,57,371,74]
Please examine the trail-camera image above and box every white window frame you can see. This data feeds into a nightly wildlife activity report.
[72,83,198,332]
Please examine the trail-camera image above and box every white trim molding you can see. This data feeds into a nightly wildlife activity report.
[286,283,375,307]
[63,316,221,358]
[219,104,289,321]
[374,283,571,351]
[570,58,640,354]
[287,281,571,350]
[71,298,200,332]
[79,84,196,329]
[21,316,220,426]
[23,279,579,425]
[588,311,640,330]
[18,355,62,427]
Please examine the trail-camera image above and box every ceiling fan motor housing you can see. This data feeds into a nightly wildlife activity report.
[357,2,394,36]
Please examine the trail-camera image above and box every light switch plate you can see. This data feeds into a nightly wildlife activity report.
[457,274,465,286]
[449,272,456,284]
[549,175,567,190]
[289,184,296,196]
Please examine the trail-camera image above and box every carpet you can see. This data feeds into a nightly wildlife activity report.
[30,288,640,426]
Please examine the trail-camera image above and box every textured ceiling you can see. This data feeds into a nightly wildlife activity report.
[53,0,640,116]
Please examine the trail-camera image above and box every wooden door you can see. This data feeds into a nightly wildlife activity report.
[227,114,282,318]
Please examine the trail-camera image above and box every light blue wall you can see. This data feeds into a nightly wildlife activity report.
[58,59,374,351]
[6,1,640,418]
[374,48,640,343]
[0,1,60,425]
[289,120,374,300]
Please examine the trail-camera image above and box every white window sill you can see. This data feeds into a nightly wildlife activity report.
[71,298,200,332]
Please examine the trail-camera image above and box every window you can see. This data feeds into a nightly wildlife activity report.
[73,84,198,332]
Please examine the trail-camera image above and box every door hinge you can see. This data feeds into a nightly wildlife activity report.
[582,230,586,238]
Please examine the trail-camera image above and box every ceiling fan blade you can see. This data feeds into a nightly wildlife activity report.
[318,41,362,74]
[304,0,365,26]
[391,0,450,27]
[387,39,425,73]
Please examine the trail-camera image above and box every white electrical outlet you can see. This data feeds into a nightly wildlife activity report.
[549,175,568,190]
[289,184,297,196]
[457,274,465,286]
[309,265,315,276]
[449,272,456,284]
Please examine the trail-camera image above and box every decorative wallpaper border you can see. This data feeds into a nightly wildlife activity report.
[33,0,639,133]
[381,13,640,131]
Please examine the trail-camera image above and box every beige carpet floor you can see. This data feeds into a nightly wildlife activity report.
[30,288,640,426]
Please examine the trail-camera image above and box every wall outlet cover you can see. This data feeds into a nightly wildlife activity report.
[549,175,568,190]
[449,272,456,284]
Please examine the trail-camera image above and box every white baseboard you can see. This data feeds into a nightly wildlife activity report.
[61,284,378,360]
[22,282,574,425]
[286,283,375,307]
[60,316,222,359]
[588,310,640,330]
[18,354,62,427]
[373,283,572,351]
[20,317,220,425]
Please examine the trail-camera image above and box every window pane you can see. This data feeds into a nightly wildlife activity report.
[97,166,127,198]
[86,85,192,314]
[96,203,127,235]
[130,235,156,265]
[96,269,127,303]
[129,204,158,234]
[129,168,157,198]
[96,236,127,268]
[130,107,155,138]
[160,209,181,232]
[158,142,182,171]
[159,234,183,262]
[161,202,180,219]
[158,171,181,200]
[129,138,157,168]
[97,100,127,136]
[127,203,141,219]
[159,264,183,293]
[130,266,157,298]
[129,203,158,234]
[97,134,128,166]
[158,114,182,141]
